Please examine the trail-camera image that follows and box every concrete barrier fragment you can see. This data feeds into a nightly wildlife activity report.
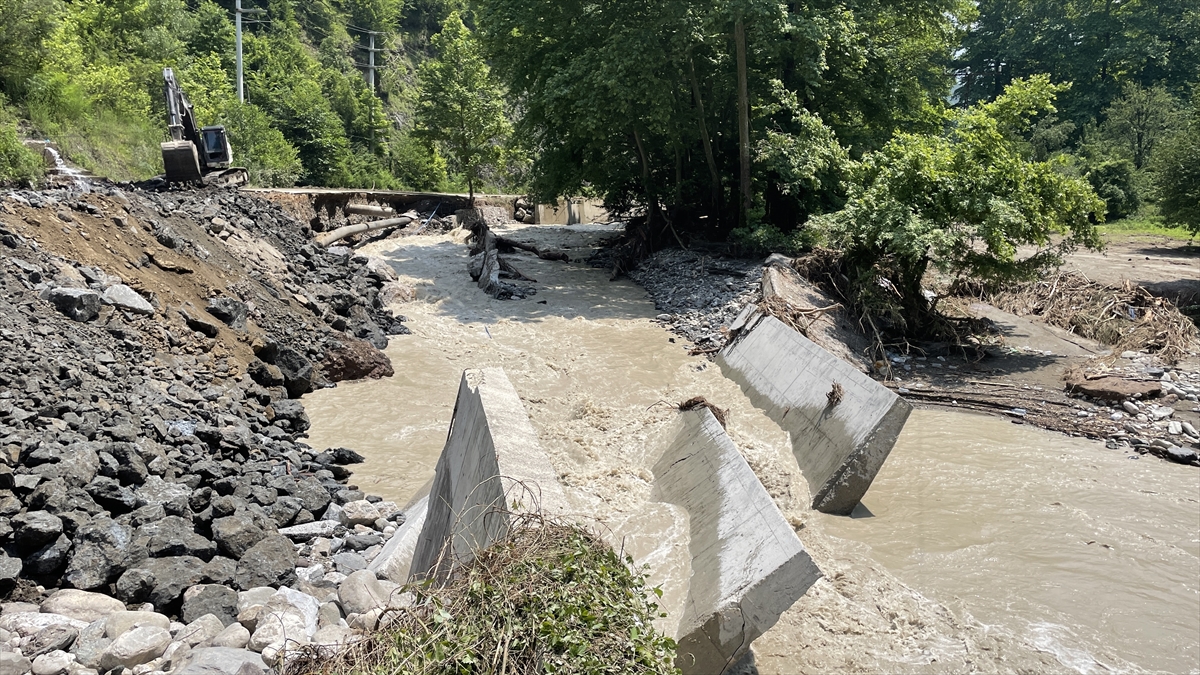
[651,409,821,674]
[719,311,911,515]
[408,368,569,582]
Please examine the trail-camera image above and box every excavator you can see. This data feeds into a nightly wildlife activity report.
[160,68,248,187]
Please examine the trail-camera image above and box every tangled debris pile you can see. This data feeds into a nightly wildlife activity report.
[0,185,424,674]
[983,271,1199,363]
[628,248,762,352]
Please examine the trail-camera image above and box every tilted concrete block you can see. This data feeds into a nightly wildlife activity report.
[367,494,429,584]
[408,368,569,582]
[651,409,821,674]
[718,312,912,515]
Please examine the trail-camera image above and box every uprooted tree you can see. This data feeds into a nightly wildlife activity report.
[808,76,1105,336]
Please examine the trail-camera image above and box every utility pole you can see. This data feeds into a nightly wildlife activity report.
[235,0,266,103]
[355,30,385,152]
[355,30,384,92]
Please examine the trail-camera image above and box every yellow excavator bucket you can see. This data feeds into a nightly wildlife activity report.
[161,140,203,183]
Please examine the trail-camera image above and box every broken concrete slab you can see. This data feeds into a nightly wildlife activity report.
[719,312,911,515]
[367,493,429,584]
[649,408,822,675]
[760,258,871,370]
[408,368,569,582]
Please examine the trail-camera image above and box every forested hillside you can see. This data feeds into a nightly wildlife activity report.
[0,0,1196,242]
[0,0,469,189]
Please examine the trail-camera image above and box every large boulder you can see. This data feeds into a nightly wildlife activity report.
[40,590,125,624]
[98,625,172,671]
[274,347,313,399]
[63,516,134,590]
[101,284,154,315]
[133,554,207,607]
[206,297,248,330]
[25,534,72,576]
[12,510,63,549]
[136,476,192,515]
[0,613,87,637]
[104,611,170,639]
[211,514,267,560]
[321,337,394,382]
[233,536,296,591]
[147,516,217,560]
[44,288,100,322]
[177,613,225,647]
[182,584,239,626]
[173,647,268,675]
[337,570,390,616]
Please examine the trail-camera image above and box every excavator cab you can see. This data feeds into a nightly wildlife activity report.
[160,68,246,186]
[200,126,233,168]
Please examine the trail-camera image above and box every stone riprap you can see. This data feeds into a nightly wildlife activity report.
[0,184,429,673]
[649,409,822,674]
[718,311,912,514]
[409,368,570,582]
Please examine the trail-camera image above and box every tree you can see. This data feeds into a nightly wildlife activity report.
[957,0,1199,128]
[1152,95,1200,235]
[1098,83,1183,170]
[812,76,1104,317]
[415,11,508,201]
[476,0,961,239]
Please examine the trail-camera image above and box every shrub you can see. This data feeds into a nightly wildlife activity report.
[219,103,302,187]
[0,121,41,183]
[1086,160,1140,221]
[290,522,679,675]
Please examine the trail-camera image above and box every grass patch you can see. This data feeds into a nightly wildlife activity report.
[288,521,679,675]
[31,110,163,182]
[1098,211,1196,242]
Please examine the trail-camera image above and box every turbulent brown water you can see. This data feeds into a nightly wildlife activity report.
[303,224,1200,675]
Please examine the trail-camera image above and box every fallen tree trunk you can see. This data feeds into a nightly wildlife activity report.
[494,235,570,262]
[467,221,560,298]
[316,212,417,247]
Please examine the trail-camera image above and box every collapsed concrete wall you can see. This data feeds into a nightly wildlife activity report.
[407,368,570,582]
[650,409,822,674]
[718,311,912,515]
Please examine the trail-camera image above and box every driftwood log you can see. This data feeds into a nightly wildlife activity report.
[316,211,418,247]
[466,220,568,299]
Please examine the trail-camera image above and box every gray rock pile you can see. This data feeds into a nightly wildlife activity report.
[627,248,763,351]
[0,185,420,673]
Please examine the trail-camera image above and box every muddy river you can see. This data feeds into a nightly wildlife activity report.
[303,224,1200,674]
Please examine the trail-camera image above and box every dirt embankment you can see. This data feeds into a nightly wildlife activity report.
[0,183,423,672]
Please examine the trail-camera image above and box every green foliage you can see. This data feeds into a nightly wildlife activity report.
[1152,97,1200,235]
[1086,160,1140,221]
[0,0,59,97]
[415,12,509,199]
[219,102,302,187]
[812,77,1105,306]
[958,0,1199,128]
[477,0,963,230]
[305,523,678,675]
[0,99,41,183]
[385,132,449,191]
[1096,84,1184,170]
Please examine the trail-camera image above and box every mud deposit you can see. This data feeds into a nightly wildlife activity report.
[306,223,1200,674]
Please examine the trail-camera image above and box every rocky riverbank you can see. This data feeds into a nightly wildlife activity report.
[0,184,420,674]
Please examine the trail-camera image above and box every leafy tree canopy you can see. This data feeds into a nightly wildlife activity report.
[813,76,1105,309]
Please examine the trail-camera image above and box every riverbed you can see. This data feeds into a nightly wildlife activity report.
[303,224,1200,674]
